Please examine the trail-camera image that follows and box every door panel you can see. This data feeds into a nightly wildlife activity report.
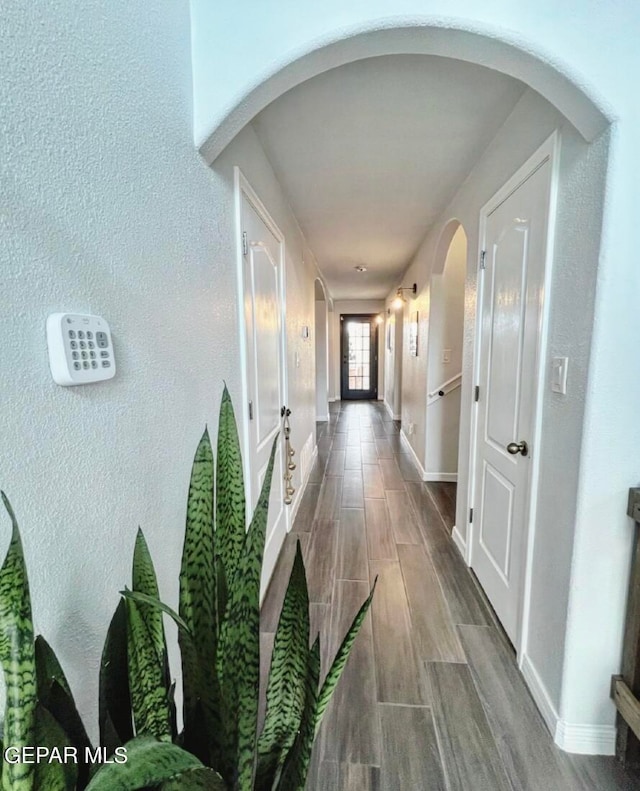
[471,157,553,645]
[341,315,378,400]
[242,195,286,549]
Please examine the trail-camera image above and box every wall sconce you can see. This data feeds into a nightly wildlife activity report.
[375,314,383,325]
[392,283,417,309]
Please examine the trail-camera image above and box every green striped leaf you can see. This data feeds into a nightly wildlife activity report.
[216,385,246,589]
[99,599,133,754]
[0,492,36,791]
[126,597,172,741]
[217,437,278,790]
[276,637,321,791]
[36,636,93,786]
[255,542,309,791]
[34,703,78,791]
[315,578,377,728]
[179,429,220,761]
[132,530,168,676]
[85,736,204,791]
[159,766,227,789]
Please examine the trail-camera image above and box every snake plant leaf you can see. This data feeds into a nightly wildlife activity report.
[314,578,377,728]
[126,597,172,741]
[34,703,78,791]
[132,529,169,681]
[35,636,93,756]
[179,428,219,760]
[217,436,278,791]
[99,599,133,754]
[255,542,309,791]
[0,491,36,791]
[84,736,204,791]
[121,589,191,635]
[276,637,321,791]
[216,385,246,588]
[159,767,228,790]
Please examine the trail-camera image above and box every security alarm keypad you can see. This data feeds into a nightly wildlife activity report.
[46,313,116,385]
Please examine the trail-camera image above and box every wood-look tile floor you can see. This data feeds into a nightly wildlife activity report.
[261,401,639,790]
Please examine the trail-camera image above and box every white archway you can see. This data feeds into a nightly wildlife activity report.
[196,22,610,162]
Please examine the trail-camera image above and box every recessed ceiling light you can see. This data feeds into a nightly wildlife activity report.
[354,265,367,273]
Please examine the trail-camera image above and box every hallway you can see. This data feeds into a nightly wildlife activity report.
[261,401,638,790]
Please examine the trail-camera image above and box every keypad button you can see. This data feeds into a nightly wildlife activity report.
[96,332,108,348]
[78,330,85,339]
[79,341,86,349]
[88,341,95,349]
[100,350,109,358]
[91,361,98,369]
[81,351,88,359]
[73,362,81,371]
[72,351,79,360]
[68,330,76,339]
[101,360,111,368]
[83,361,89,369]
[89,351,96,359]
[70,341,77,349]
[86,331,93,339]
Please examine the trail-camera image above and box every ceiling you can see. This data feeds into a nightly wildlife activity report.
[252,55,525,300]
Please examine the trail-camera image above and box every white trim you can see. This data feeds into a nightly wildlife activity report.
[400,429,427,480]
[554,721,616,756]
[316,413,330,422]
[424,472,458,482]
[519,653,616,756]
[328,397,338,403]
[466,132,560,657]
[520,653,560,738]
[383,399,401,421]
[451,525,467,558]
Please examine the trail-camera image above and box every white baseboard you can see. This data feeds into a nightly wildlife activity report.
[424,472,458,482]
[316,413,330,422]
[399,429,427,479]
[383,399,401,420]
[451,525,467,559]
[520,654,616,756]
[554,721,616,756]
[328,397,338,403]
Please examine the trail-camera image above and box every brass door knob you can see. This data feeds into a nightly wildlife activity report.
[506,441,528,457]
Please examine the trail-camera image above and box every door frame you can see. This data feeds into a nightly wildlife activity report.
[465,132,560,659]
[234,166,290,531]
[340,313,379,400]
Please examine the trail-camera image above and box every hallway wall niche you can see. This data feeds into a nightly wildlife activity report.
[424,223,466,480]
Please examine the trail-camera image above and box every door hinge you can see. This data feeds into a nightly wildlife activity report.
[248,400,253,421]
[474,385,480,402]
[242,231,248,256]
[480,250,486,270]
[469,508,474,523]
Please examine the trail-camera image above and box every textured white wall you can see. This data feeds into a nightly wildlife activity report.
[314,300,329,420]
[425,227,466,476]
[1,0,318,740]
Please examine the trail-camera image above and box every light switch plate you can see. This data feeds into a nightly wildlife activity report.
[442,348,451,364]
[46,313,116,386]
[551,356,568,395]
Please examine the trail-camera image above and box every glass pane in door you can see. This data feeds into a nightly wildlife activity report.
[348,321,371,390]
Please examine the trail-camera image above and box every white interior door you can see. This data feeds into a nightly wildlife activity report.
[471,153,554,646]
[240,190,287,565]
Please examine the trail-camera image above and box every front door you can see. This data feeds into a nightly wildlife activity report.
[240,188,287,563]
[470,149,554,645]
[340,314,378,400]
